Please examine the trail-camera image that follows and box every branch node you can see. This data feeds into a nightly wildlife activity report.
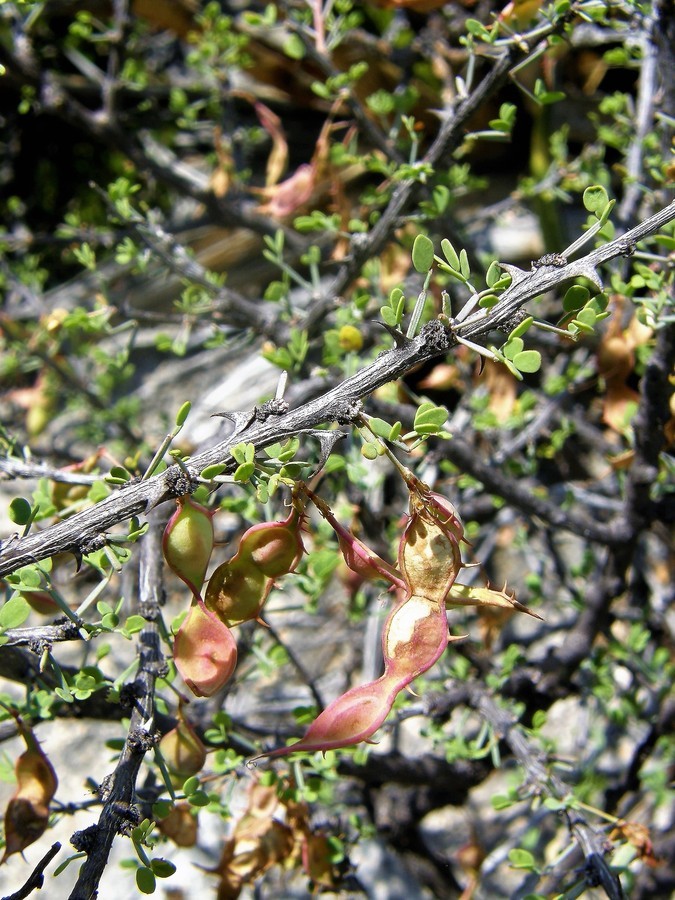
[531,253,568,269]
[419,318,452,352]
[110,802,141,836]
[71,825,99,854]
[334,400,364,425]
[79,533,107,556]
[164,465,198,498]
[254,398,290,421]
[127,726,158,754]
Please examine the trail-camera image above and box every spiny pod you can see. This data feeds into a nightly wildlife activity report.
[398,490,464,604]
[261,594,461,758]
[163,496,215,599]
[446,583,542,620]
[174,599,237,697]
[205,492,306,627]
[1,716,58,863]
[260,482,537,759]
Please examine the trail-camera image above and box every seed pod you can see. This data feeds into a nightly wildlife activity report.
[174,599,237,697]
[1,719,58,864]
[238,502,305,579]
[303,485,404,588]
[163,497,215,598]
[262,673,403,758]
[447,583,542,620]
[205,496,306,627]
[398,512,461,604]
[382,594,449,681]
[156,802,198,848]
[159,709,207,780]
[397,487,466,603]
[205,557,269,628]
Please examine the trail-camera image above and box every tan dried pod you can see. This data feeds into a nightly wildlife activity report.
[159,708,207,780]
[1,718,58,864]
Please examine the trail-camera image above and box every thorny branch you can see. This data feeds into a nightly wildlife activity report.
[1,200,672,579]
[68,510,165,900]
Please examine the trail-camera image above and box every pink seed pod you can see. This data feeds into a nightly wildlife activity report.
[262,592,454,758]
[238,500,305,579]
[333,529,404,589]
[174,599,237,697]
[261,672,403,758]
[303,485,405,589]
[205,495,307,627]
[163,497,215,598]
[415,489,464,540]
[382,594,449,681]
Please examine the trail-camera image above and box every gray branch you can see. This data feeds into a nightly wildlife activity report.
[0,201,673,579]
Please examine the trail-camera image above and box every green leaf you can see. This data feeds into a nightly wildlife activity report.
[563,285,590,312]
[503,337,524,360]
[583,185,609,216]
[123,615,146,635]
[284,34,305,60]
[576,307,597,327]
[8,497,32,526]
[413,401,448,435]
[200,463,226,480]
[55,687,74,703]
[459,248,471,280]
[431,184,450,214]
[183,776,200,795]
[175,401,191,428]
[17,565,44,588]
[151,859,177,878]
[233,462,256,483]
[491,794,515,810]
[509,316,533,339]
[368,417,395,439]
[465,18,491,40]
[440,238,460,271]
[478,294,499,309]
[509,848,536,870]
[513,350,542,373]
[0,595,31,630]
[108,466,132,483]
[136,866,157,894]
[187,790,210,807]
[485,260,502,288]
[412,234,434,273]
[53,852,87,876]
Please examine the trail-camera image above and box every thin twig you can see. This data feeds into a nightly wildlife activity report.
[468,685,625,900]
[1,842,62,900]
